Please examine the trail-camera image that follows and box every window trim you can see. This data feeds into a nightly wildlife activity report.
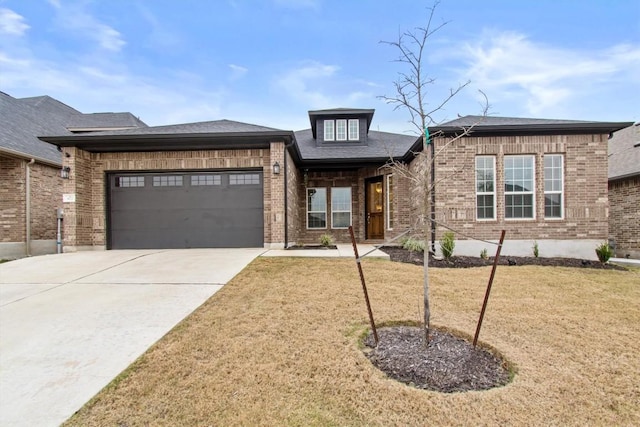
[544,154,564,220]
[330,187,352,229]
[306,187,327,229]
[386,175,394,230]
[504,155,536,220]
[475,156,496,221]
[324,120,335,141]
[348,119,359,140]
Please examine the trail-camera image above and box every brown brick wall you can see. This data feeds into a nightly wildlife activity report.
[405,133,610,242]
[609,176,640,257]
[1,156,62,243]
[62,147,279,249]
[285,150,302,245]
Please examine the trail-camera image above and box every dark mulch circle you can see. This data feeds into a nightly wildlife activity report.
[380,246,626,270]
[363,326,512,393]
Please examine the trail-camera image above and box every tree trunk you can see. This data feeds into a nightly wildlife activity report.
[423,246,430,345]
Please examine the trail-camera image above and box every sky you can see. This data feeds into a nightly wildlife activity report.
[1,0,638,135]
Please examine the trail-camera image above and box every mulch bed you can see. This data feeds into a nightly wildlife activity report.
[363,326,511,393]
[380,246,626,270]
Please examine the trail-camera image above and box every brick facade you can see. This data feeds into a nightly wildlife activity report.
[0,156,26,243]
[608,176,640,258]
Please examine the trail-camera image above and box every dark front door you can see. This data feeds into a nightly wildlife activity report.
[108,171,264,249]
[365,177,384,239]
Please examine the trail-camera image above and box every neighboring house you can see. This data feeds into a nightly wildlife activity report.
[608,122,640,259]
[0,92,146,258]
[39,108,630,260]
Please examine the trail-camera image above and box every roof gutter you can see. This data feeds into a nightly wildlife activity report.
[0,147,62,168]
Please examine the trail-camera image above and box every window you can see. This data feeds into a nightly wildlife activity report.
[504,155,535,219]
[230,174,260,185]
[307,188,327,229]
[331,187,352,228]
[386,175,394,230]
[116,176,144,188]
[324,120,335,141]
[191,175,221,186]
[544,154,563,218]
[153,175,183,187]
[336,119,347,141]
[348,119,359,140]
[476,156,496,220]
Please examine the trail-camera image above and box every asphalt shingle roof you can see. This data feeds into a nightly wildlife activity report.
[608,123,640,180]
[66,112,147,130]
[439,115,595,127]
[294,128,419,161]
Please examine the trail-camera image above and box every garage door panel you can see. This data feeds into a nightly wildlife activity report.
[109,172,264,249]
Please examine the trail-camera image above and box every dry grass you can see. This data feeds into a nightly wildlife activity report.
[65,259,640,426]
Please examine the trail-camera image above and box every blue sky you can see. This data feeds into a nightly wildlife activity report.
[1,0,638,134]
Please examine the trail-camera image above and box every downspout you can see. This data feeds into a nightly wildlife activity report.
[284,150,288,249]
[25,158,35,256]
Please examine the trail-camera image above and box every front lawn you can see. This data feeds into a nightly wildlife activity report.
[65,259,640,426]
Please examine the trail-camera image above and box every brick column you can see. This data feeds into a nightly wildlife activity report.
[269,141,286,248]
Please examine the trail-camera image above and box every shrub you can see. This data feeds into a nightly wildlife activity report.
[595,242,613,264]
[402,237,425,253]
[533,241,539,258]
[480,248,488,260]
[440,232,455,260]
[319,234,334,247]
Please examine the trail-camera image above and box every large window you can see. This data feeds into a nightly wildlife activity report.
[475,156,496,220]
[324,120,335,141]
[348,119,359,140]
[544,154,563,218]
[331,187,352,228]
[504,155,535,219]
[307,188,327,229]
[386,175,394,230]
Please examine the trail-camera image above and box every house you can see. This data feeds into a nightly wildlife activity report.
[38,108,630,259]
[608,122,640,259]
[0,92,146,258]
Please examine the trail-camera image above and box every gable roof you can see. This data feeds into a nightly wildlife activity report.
[431,115,633,136]
[608,123,640,180]
[66,112,147,132]
[294,128,418,166]
[0,92,77,166]
[308,108,375,138]
[39,119,294,152]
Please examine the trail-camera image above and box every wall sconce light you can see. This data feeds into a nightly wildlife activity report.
[273,161,281,175]
[60,166,71,179]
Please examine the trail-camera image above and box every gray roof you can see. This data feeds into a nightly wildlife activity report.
[432,115,633,135]
[0,92,77,165]
[66,112,147,130]
[608,123,640,180]
[294,128,419,163]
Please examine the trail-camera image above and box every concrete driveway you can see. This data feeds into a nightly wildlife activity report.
[0,248,264,427]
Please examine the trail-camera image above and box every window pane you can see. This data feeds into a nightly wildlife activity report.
[153,175,183,187]
[308,188,326,211]
[477,194,494,219]
[308,212,326,228]
[386,175,394,230]
[476,156,495,220]
[324,120,334,141]
[116,176,145,188]
[332,212,351,228]
[336,119,347,140]
[331,188,351,211]
[348,119,359,140]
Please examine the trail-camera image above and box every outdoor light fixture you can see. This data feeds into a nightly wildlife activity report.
[60,166,71,179]
[273,161,281,175]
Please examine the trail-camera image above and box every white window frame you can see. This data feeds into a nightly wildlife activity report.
[324,120,335,141]
[331,187,352,229]
[504,155,536,220]
[475,156,496,220]
[307,188,327,229]
[544,154,564,219]
[336,119,347,141]
[348,119,359,140]
[386,174,394,230]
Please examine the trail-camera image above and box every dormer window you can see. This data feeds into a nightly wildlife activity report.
[323,119,359,142]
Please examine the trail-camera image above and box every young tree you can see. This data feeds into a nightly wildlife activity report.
[380,1,488,344]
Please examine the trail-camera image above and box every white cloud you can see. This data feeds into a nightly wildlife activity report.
[0,8,29,36]
[445,30,640,118]
[229,64,248,80]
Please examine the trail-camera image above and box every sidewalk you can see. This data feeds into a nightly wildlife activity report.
[262,244,389,259]
[610,257,640,267]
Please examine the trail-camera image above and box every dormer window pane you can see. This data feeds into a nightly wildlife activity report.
[324,120,335,141]
[348,119,359,140]
[336,119,347,141]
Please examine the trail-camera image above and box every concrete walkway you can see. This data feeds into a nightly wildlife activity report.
[262,244,389,259]
[0,248,264,427]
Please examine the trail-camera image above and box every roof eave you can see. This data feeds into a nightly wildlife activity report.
[0,147,62,167]
[429,122,634,136]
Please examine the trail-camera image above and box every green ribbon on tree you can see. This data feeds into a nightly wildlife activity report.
[424,126,431,145]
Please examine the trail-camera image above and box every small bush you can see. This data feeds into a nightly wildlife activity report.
[440,232,455,260]
[319,234,334,247]
[595,242,613,264]
[480,248,488,260]
[402,237,425,253]
[533,241,539,258]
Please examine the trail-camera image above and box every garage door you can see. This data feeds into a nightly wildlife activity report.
[108,171,264,249]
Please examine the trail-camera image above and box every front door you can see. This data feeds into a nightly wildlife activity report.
[365,177,384,239]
